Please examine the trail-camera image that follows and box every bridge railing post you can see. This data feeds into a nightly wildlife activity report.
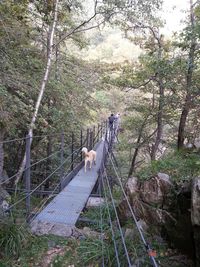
[60,131,64,191]
[71,132,74,171]
[80,129,83,162]
[97,123,100,142]
[93,125,95,146]
[89,128,93,150]
[105,120,108,142]
[25,133,31,217]
[86,128,89,149]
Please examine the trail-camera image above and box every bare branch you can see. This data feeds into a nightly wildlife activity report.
[125,75,157,92]
[53,0,99,48]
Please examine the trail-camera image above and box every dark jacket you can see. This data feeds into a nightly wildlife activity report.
[108,115,115,126]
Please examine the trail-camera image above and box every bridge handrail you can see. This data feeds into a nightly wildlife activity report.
[7,148,80,211]
[108,152,158,267]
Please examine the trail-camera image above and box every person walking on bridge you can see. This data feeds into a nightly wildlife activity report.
[113,113,120,135]
[108,113,115,130]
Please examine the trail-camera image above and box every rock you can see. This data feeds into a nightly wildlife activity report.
[2,200,9,211]
[124,228,135,239]
[125,177,139,196]
[191,177,200,266]
[191,177,200,226]
[31,220,73,237]
[86,197,104,208]
[50,224,73,237]
[157,173,172,186]
[140,177,163,206]
[194,139,200,149]
[0,186,11,218]
[137,219,148,232]
[185,143,194,149]
[140,173,172,207]
[78,227,102,239]
[0,186,10,202]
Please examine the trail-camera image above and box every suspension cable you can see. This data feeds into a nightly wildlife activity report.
[0,149,62,186]
[1,138,85,186]
[7,150,77,211]
[99,171,105,267]
[108,152,158,267]
[18,158,78,229]
[0,137,26,144]
[104,166,132,267]
[100,169,121,267]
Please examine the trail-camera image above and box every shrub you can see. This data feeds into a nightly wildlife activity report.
[0,218,29,257]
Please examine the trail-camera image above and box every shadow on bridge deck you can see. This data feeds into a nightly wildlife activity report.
[31,140,105,237]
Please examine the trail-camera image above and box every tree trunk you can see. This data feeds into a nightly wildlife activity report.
[0,130,5,182]
[128,114,152,177]
[151,34,164,161]
[177,0,196,150]
[151,78,164,160]
[15,0,59,185]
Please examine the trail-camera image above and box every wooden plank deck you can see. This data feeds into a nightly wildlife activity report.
[31,141,105,236]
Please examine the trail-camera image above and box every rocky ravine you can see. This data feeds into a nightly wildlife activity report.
[118,173,200,267]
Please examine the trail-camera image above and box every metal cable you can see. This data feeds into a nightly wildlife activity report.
[100,169,121,267]
[7,152,75,211]
[19,158,77,229]
[0,128,90,144]
[104,167,132,267]
[0,137,26,144]
[1,138,85,186]
[0,149,62,186]
[99,172,105,267]
[108,152,158,267]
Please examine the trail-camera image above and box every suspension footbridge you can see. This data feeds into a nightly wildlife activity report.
[0,121,158,267]
[31,140,106,236]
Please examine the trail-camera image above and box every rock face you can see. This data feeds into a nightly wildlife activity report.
[118,174,200,263]
[191,177,200,267]
[118,174,174,227]
[140,173,172,207]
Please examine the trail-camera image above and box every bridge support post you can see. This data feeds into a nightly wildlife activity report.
[71,132,74,171]
[60,131,64,191]
[89,128,93,150]
[86,128,89,149]
[25,134,31,216]
[97,123,100,142]
[80,129,83,162]
[105,121,108,143]
[100,122,103,139]
[93,125,95,146]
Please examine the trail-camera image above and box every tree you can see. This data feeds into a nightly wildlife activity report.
[177,0,197,149]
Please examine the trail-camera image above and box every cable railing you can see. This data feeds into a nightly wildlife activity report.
[105,148,158,267]
[1,121,107,219]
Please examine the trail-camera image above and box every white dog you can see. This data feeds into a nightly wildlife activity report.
[81,147,97,172]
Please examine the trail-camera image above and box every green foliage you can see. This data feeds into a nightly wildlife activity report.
[0,218,29,257]
[137,151,200,181]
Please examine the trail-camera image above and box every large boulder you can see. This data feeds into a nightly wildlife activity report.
[191,177,200,267]
[191,177,200,226]
[140,173,172,207]
[118,174,174,227]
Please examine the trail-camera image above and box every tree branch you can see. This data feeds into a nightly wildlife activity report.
[125,75,157,92]
[53,0,99,48]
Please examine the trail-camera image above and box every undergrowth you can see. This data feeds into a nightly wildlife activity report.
[137,150,200,181]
